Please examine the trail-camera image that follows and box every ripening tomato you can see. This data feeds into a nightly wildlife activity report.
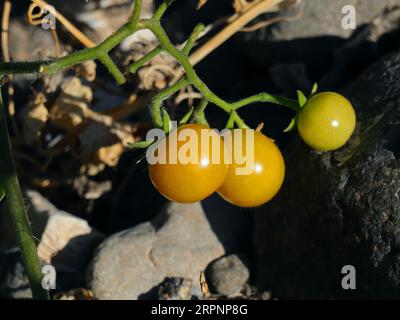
[148,123,228,203]
[297,92,356,151]
[217,129,285,207]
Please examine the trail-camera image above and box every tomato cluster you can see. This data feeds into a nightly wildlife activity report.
[148,124,285,207]
[147,92,356,207]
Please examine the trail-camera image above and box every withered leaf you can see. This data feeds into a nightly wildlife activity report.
[49,77,93,130]
[23,92,49,144]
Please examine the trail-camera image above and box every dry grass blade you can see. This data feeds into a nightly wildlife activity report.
[240,9,303,32]
[199,271,210,298]
[1,0,11,62]
[27,3,62,57]
[29,0,96,48]
[188,0,284,66]
[1,0,19,135]
[175,90,202,106]
[197,0,208,10]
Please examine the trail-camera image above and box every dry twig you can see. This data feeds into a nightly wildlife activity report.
[29,0,96,48]
[1,0,18,135]
[188,0,285,66]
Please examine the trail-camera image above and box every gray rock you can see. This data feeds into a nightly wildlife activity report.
[239,0,400,90]
[0,248,31,299]
[88,202,226,300]
[270,0,399,40]
[321,5,400,88]
[242,0,400,45]
[157,277,192,300]
[254,50,400,299]
[201,194,253,254]
[9,20,54,61]
[205,254,250,297]
[0,190,105,292]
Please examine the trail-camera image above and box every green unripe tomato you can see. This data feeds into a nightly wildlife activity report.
[297,92,356,151]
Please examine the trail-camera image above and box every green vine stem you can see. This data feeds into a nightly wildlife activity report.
[182,24,205,55]
[0,92,49,300]
[137,18,298,130]
[179,106,195,125]
[225,111,237,130]
[192,98,210,126]
[128,45,163,73]
[232,93,300,112]
[0,0,144,84]
[150,77,189,128]
[140,20,236,112]
[0,0,299,131]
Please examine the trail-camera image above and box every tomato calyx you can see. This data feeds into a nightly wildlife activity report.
[283,83,319,133]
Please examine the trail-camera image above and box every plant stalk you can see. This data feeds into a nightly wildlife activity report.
[0,92,49,300]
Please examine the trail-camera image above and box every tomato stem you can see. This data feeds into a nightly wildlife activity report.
[151,77,189,128]
[0,0,299,132]
[0,91,49,300]
[183,23,206,55]
[232,93,299,112]
[0,0,144,84]
[128,45,163,74]
[192,98,209,126]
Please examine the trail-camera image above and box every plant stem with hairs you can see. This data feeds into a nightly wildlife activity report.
[0,92,49,300]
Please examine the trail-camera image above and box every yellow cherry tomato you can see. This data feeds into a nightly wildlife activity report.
[297,92,356,151]
[148,123,228,203]
[217,129,285,207]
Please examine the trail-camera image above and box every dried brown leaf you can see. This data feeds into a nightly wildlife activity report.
[81,162,106,177]
[126,40,178,90]
[197,0,208,10]
[96,143,124,167]
[199,271,210,298]
[73,176,112,200]
[78,120,139,172]
[54,288,95,300]
[23,92,49,144]
[75,60,97,82]
[49,77,92,130]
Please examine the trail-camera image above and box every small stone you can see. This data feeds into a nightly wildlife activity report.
[1,190,105,293]
[2,190,105,292]
[157,277,192,300]
[26,191,105,280]
[0,248,31,299]
[88,202,226,300]
[205,254,250,297]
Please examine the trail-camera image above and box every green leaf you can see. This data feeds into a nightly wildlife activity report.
[162,108,172,133]
[179,107,194,125]
[297,90,307,108]
[311,83,318,95]
[225,111,236,129]
[283,117,297,133]
[0,184,4,203]
[128,140,155,149]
